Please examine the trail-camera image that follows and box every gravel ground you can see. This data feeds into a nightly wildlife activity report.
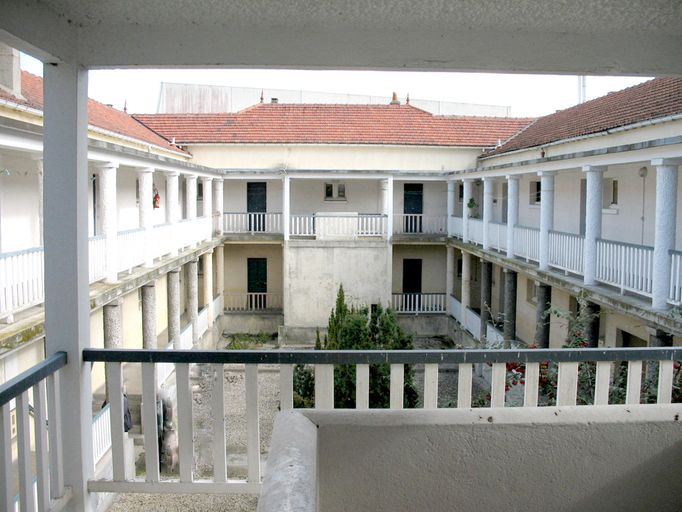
[108,493,258,511]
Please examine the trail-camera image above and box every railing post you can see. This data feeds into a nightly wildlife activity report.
[43,61,95,510]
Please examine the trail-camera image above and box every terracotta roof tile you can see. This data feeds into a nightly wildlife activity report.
[134,105,534,147]
[0,71,186,154]
[491,78,682,155]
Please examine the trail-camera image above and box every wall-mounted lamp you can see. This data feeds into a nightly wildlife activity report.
[638,166,648,178]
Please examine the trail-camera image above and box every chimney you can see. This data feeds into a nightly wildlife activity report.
[390,92,400,105]
[0,43,23,100]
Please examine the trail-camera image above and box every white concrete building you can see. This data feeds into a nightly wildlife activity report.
[0,1,681,507]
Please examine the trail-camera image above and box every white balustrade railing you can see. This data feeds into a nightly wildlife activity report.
[224,292,283,311]
[290,214,316,237]
[449,294,462,323]
[596,239,654,296]
[465,308,481,339]
[356,214,387,237]
[80,346,682,497]
[488,221,508,252]
[176,216,213,249]
[223,212,283,234]
[513,225,541,262]
[549,230,585,275]
[151,223,174,260]
[669,250,682,304]
[449,216,463,237]
[0,247,44,321]
[468,218,484,245]
[393,214,447,235]
[392,293,446,313]
[92,404,112,465]
[117,227,146,273]
[89,235,107,283]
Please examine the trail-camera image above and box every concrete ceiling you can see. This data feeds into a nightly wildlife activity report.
[2,0,682,74]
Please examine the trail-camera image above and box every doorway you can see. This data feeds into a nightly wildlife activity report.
[403,184,423,233]
[247,257,267,309]
[247,182,267,232]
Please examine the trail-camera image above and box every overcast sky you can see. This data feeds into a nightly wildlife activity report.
[21,53,650,118]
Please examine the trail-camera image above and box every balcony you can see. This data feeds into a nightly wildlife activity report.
[393,214,447,237]
[222,213,283,237]
[289,213,387,240]
[0,216,213,323]
[449,217,682,306]
[3,346,680,510]
[224,292,283,312]
[391,293,446,314]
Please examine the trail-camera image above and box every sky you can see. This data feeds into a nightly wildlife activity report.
[20,53,651,118]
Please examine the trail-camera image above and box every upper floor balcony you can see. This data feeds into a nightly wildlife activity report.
[2,345,680,511]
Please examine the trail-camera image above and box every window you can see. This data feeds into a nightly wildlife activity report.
[603,178,618,207]
[529,180,541,205]
[324,182,347,201]
[458,183,464,202]
[456,258,463,278]
[197,181,204,201]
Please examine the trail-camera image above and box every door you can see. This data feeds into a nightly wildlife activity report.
[247,182,267,232]
[247,258,267,309]
[402,259,422,311]
[403,184,423,233]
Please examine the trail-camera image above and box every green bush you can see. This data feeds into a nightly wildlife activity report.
[293,285,418,408]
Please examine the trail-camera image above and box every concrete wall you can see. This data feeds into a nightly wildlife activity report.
[0,154,40,252]
[189,144,481,172]
[222,312,283,335]
[284,241,390,329]
[391,245,446,294]
[307,407,682,512]
[396,314,449,336]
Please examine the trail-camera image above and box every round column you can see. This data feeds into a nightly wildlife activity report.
[582,166,606,286]
[652,160,679,310]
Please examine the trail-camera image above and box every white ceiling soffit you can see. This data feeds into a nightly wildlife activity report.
[2,0,682,75]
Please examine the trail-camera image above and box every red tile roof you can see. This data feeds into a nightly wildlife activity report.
[134,104,534,147]
[491,78,682,155]
[0,71,186,154]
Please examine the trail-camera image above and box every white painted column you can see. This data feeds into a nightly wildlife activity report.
[506,175,520,258]
[482,177,493,250]
[386,175,394,239]
[33,155,44,246]
[96,161,119,283]
[213,177,224,234]
[582,165,606,286]
[185,175,197,220]
[462,178,472,243]
[137,167,154,267]
[203,250,214,326]
[446,246,454,315]
[43,61,94,511]
[446,180,455,236]
[166,172,179,256]
[283,175,290,241]
[215,245,225,309]
[538,171,555,271]
[652,159,679,310]
[202,177,213,242]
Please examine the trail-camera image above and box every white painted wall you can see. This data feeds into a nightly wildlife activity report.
[116,167,140,231]
[393,181,447,216]
[224,179,283,213]
[190,144,481,172]
[292,179,381,215]
[0,155,40,252]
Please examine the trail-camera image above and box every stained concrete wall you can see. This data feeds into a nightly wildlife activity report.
[222,312,283,335]
[396,314,448,336]
[307,407,682,512]
[284,241,390,329]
